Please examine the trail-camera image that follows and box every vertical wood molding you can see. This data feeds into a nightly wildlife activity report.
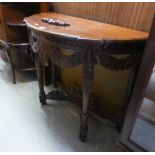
[39,2,49,12]
[51,2,155,32]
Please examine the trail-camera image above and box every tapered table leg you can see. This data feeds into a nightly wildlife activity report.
[44,65,51,86]
[79,50,94,142]
[53,64,58,88]
[35,54,46,105]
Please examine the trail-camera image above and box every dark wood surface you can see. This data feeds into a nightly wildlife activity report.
[25,12,148,141]
[0,3,49,84]
[0,3,49,43]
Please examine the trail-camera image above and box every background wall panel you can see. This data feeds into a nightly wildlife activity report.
[51,2,155,32]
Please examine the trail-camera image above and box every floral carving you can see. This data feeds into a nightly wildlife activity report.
[95,53,140,71]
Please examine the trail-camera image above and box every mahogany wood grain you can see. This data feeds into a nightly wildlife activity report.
[24,12,148,42]
[39,2,49,12]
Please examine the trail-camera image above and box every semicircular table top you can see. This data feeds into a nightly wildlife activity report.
[24,12,149,42]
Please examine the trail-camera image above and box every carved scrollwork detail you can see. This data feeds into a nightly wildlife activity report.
[29,33,84,67]
[37,40,85,67]
[49,47,84,68]
[95,52,140,71]
[29,32,141,71]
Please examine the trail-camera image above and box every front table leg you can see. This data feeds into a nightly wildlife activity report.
[79,50,94,142]
[35,54,46,105]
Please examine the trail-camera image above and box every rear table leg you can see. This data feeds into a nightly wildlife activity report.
[35,54,46,105]
[5,45,16,84]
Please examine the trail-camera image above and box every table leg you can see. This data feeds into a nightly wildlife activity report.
[35,54,46,105]
[44,65,51,86]
[53,64,58,88]
[5,45,16,84]
[79,51,94,142]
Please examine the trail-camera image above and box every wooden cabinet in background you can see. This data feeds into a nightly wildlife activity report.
[0,2,49,43]
[0,2,49,84]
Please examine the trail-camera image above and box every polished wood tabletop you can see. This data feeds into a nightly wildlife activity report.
[24,12,148,42]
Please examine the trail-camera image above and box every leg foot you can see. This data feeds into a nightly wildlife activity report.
[35,54,46,106]
[39,94,46,105]
[79,113,88,142]
[79,126,88,142]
